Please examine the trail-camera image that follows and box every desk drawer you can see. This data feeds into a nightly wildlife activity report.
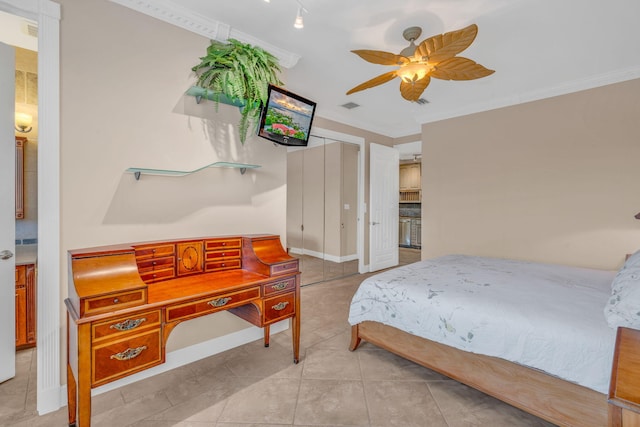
[205,238,241,250]
[82,288,146,317]
[135,243,176,260]
[263,276,296,297]
[270,260,299,276]
[264,292,295,324]
[166,287,260,322]
[205,259,242,273]
[92,329,162,386]
[92,309,161,343]
[205,248,241,261]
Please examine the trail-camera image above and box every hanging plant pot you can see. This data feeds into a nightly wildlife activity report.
[191,39,282,143]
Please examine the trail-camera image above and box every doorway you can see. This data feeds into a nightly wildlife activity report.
[0,0,61,415]
[286,131,364,285]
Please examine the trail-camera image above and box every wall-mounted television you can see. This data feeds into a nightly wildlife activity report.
[257,85,317,147]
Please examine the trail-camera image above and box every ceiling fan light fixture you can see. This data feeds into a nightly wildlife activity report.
[346,24,494,102]
[398,62,431,83]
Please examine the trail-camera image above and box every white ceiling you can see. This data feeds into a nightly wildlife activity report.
[19,1,640,139]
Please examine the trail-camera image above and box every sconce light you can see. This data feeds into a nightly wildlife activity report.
[15,112,33,133]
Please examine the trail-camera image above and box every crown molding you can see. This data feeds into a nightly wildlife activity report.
[416,65,640,126]
[109,0,301,68]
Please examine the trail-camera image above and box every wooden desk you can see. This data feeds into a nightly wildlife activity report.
[609,327,640,427]
[65,234,300,427]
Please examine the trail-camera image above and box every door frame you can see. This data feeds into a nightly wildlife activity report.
[0,41,16,384]
[309,127,366,274]
[0,0,61,415]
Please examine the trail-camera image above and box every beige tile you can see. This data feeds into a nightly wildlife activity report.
[358,347,451,382]
[428,380,556,427]
[91,390,172,427]
[364,380,448,427]
[119,364,194,403]
[91,388,126,417]
[217,377,299,425]
[302,347,361,380]
[294,379,368,426]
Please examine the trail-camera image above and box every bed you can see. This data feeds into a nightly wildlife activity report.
[348,254,640,427]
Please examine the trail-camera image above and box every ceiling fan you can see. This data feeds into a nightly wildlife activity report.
[346,24,494,102]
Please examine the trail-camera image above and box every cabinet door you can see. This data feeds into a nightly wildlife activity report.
[15,265,27,347]
[24,264,36,346]
[399,164,421,190]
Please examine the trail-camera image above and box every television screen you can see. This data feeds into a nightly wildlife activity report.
[257,85,317,147]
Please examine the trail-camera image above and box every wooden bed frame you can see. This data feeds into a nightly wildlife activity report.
[350,321,608,427]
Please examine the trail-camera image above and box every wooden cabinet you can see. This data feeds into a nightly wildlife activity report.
[15,263,36,349]
[399,163,421,190]
[399,163,421,203]
[609,327,640,426]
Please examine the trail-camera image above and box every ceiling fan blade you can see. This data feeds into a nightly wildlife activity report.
[351,49,409,66]
[346,70,398,95]
[415,24,478,63]
[430,57,495,80]
[400,75,431,101]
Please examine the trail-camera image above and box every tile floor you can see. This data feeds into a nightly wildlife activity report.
[0,249,554,426]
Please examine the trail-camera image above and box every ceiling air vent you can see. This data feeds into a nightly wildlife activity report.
[340,102,360,110]
[22,21,38,37]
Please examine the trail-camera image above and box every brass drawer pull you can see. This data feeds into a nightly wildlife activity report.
[271,282,288,291]
[110,317,146,331]
[208,297,231,307]
[113,298,120,304]
[110,345,147,361]
[272,301,289,311]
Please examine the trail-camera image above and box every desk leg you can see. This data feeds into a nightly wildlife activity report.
[293,276,301,364]
[67,317,77,427]
[77,323,93,426]
[263,325,270,347]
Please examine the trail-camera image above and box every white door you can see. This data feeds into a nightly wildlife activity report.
[0,42,16,383]
[369,143,399,271]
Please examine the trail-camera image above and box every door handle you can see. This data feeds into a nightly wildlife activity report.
[371,222,380,226]
[1,250,14,260]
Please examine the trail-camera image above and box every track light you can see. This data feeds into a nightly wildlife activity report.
[294,6,303,29]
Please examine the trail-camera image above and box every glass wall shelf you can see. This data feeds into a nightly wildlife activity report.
[127,162,261,180]
[186,86,245,107]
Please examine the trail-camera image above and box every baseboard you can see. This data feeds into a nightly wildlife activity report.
[288,247,358,263]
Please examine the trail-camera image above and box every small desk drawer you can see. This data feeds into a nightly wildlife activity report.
[264,292,295,324]
[92,309,161,343]
[205,259,242,273]
[135,244,176,260]
[205,238,242,250]
[92,329,162,386]
[271,260,299,276]
[82,288,146,317]
[166,287,261,322]
[137,256,175,273]
[263,277,296,297]
[140,267,175,283]
[205,248,241,261]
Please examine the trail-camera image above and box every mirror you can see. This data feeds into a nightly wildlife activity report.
[286,136,359,285]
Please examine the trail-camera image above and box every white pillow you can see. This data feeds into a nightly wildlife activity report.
[605,264,640,329]
[623,249,640,270]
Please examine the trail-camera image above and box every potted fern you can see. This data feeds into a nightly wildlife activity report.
[191,39,283,143]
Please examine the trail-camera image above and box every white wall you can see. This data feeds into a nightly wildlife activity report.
[59,0,288,355]
[422,78,640,270]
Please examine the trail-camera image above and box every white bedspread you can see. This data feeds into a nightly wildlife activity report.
[348,255,617,393]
